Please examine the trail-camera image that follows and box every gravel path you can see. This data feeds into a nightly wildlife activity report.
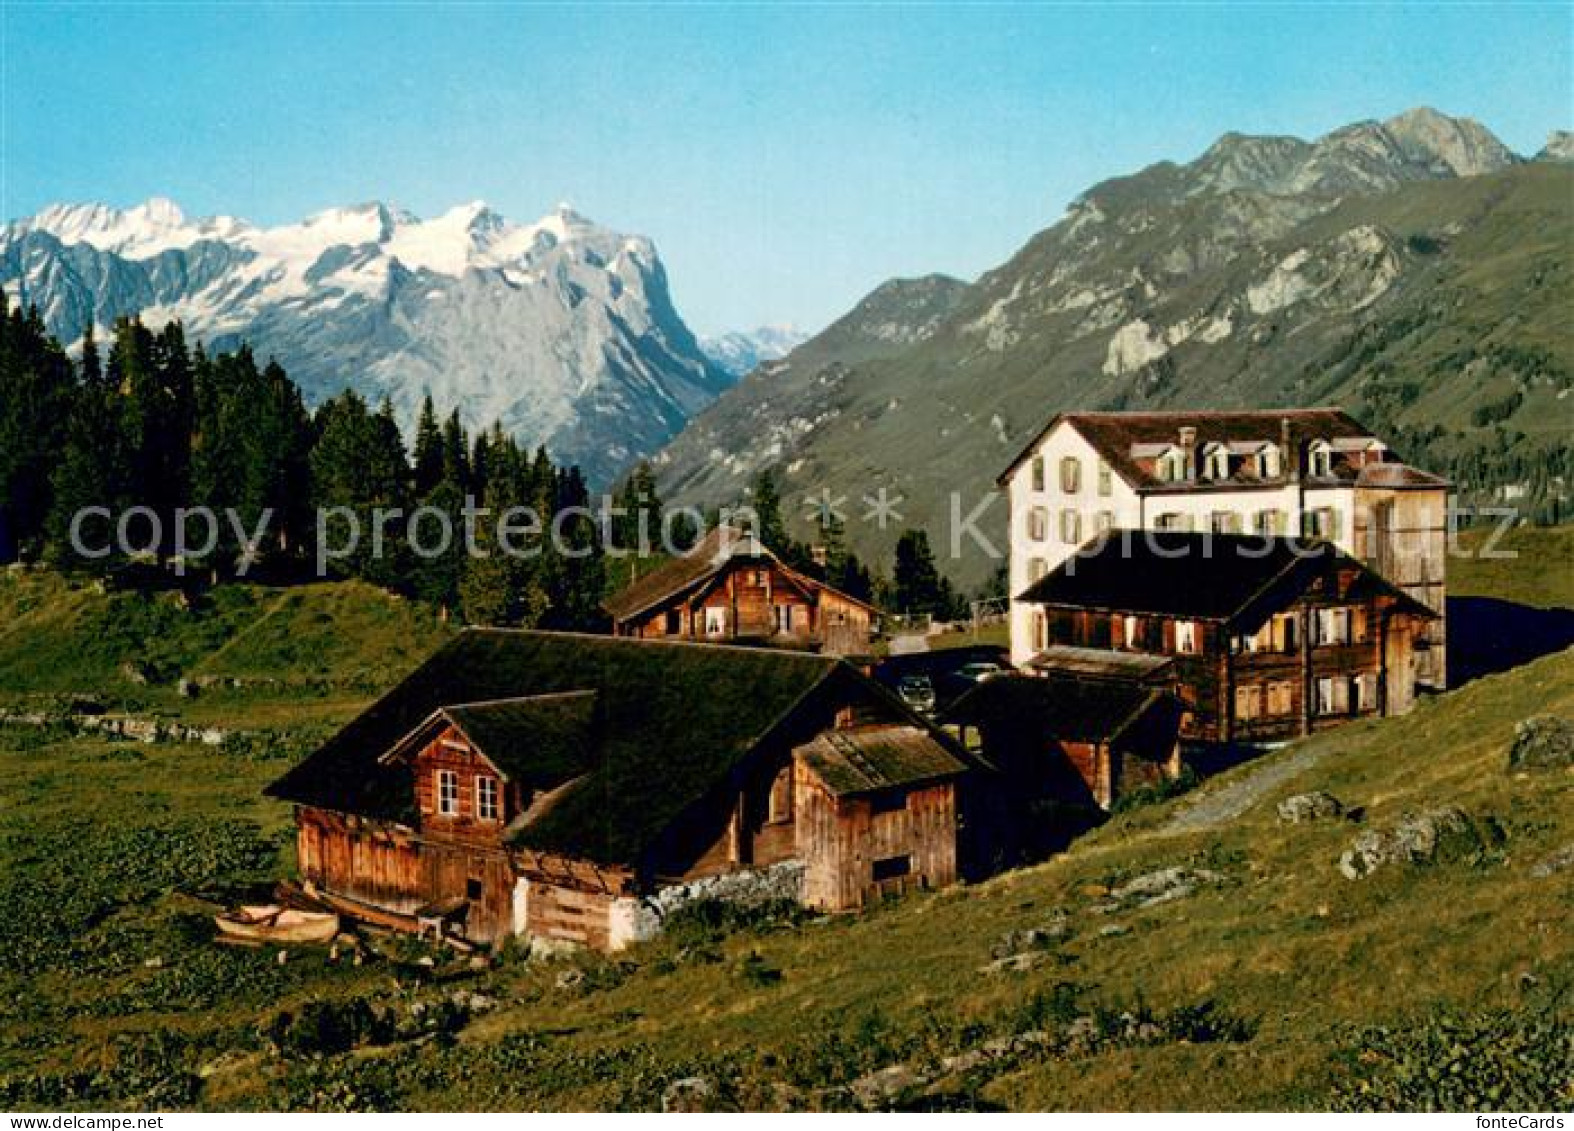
[1161,743,1332,833]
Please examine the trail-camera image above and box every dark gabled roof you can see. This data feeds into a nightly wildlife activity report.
[442,692,597,785]
[795,725,968,797]
[947,674,1179,746]
[602,525,755,621]
[997,407,1379,489]
[266,629,851,864]
[1026,645,1176,682]
[1015,530,1435,628]
[602,523,879,622]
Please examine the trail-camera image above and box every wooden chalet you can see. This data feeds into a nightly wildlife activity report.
[1015,530,1436,744]
[265,630,967,951]
[948,675,1186,810]
[603,525,879,656]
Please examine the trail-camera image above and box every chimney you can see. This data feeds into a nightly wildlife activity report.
[1178,425,1197,480]
[1281,417,1298,483]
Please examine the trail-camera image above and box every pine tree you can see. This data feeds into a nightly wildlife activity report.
[411,394,444,498]
[0,296,75,561]
[748,469,788,550]
[440,408,470,493]
[893,528,946,616]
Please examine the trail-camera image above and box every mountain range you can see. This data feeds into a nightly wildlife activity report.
[1,198,732,486]
[655,109,1574,583]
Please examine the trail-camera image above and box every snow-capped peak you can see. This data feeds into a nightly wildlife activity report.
[15,196,250,258]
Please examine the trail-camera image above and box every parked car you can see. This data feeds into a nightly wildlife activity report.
[896,674,937,715]
[955,661,1008,684]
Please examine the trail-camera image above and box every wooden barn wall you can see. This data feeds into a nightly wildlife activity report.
[795,777,958,912]
[297,808,425,914]
[521,878,615,951]
[1042,593,1425,745]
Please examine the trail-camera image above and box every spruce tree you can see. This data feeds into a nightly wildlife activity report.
[411,394,444,498]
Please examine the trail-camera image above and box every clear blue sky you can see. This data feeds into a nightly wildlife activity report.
[4,3,1570,335]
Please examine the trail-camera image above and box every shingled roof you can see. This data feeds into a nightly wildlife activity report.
[998,408,1407,489]
[1015,530,1435,629]
[796,725,968,798]
[266,630,930,864]
[947,674,1181,748]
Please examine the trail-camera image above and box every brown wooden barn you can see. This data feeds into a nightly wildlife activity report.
[603,525,879,656]
[1015,530,1436,744]
[948,675,1186,810]
[265,630,967,951]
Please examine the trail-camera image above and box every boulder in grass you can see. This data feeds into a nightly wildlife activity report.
[1278,791,1345,824]
[1338,806,1500,880]
[1508,715,1574,771]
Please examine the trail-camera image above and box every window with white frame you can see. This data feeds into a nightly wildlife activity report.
[1254,508,1284,536]
[703,605,727,636]
[1304,507,1340,539]
[1060,456,1082,493]
[1097,460,1113,496]
[1155,511,1186,531]
[774,604,794,633]
[1256,446,1282,479]
[1028,506,1049,541]
[1210,510,1241,535]
[436,769,459,816]
[475,775,500,822]
[1156,449,1185,482]
[1315,607,1351,645]
[1175,620,1199,654]
[1029,556,1049,583]
[1308,442,1333,478]
[1203,444,1230,480]
[1094,510,1115,534]
[1316,676,1352,715]
[1059,509,1082,544]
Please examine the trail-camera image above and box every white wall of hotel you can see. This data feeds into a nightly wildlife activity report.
[1004,420,1445,676]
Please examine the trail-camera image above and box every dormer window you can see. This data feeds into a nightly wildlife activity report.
[1308,441,1334,478]
[1202,443,1230,480]
[1156,449,1186,483]
[1255,445,1282,479]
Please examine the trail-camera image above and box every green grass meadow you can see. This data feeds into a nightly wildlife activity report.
[0,538,1568,1111]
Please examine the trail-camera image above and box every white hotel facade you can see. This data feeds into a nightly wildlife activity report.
[999,409,1449,688]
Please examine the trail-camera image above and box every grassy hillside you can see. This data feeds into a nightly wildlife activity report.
[1451,523,1574,609]
[0,559,1568,1110]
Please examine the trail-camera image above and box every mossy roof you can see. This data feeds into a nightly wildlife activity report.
[442,692,597,786]
[266,629,849,863]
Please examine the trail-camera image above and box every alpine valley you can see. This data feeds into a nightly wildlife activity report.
[655,109,1574,584]
[0,200,732,485]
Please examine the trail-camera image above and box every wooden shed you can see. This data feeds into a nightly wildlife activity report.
[949,674,1186,810]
